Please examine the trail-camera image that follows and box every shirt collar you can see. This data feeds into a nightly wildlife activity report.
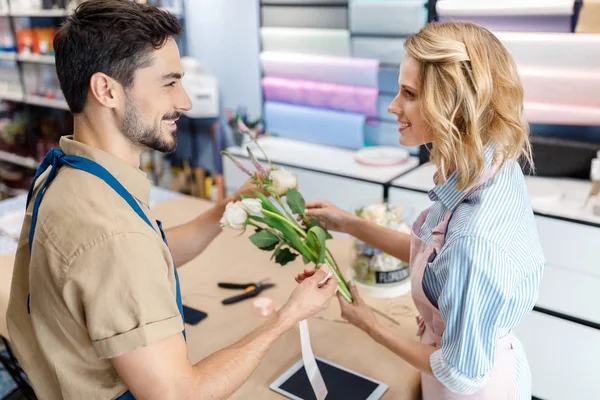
[59,136,151,207]
[428,143,496,211]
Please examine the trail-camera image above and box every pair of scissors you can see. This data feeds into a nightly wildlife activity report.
[218,279,275,305]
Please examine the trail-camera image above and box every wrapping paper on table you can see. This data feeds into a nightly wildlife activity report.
[496,32,600,69]
[260,51,379,88]
[365,120,420,155]
[524,103,600,126]
[260,27,351,57]
[261,5,347,29]
[520,67,600,108]
[351,37,407,65]
[576,0,600,33]
[378,66,399,94]
[349,0,427,35]
[264,102,365,149]
[262,77,378,118]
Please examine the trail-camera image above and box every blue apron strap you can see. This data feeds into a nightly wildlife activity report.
[26,150,186,325]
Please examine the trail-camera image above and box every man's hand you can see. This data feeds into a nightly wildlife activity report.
[280,264,338,325]
[230,175,268,202]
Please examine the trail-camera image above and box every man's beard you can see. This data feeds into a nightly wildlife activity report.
[120,93,179,154]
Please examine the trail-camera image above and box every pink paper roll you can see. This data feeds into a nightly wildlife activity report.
[520,67,600,108]
[262,76,378,118]
[524,102,600,126]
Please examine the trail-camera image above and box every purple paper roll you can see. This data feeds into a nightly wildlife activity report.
[260,52,379,88]
[262,77,378,118]
[438,15,572,33]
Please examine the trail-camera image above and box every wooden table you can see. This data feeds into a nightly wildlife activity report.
[1,195,421,399]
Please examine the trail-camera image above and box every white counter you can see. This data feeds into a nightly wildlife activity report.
[390,162,600,226]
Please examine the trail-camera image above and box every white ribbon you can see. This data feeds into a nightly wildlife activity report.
[299,319,328,400]
[297,270,333,400]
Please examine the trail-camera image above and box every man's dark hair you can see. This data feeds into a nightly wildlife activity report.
[54,0,183,114]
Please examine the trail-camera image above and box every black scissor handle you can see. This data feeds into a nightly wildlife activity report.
[222,290,259,305]
[218,282,254,290]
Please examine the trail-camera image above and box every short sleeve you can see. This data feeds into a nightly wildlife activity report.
[62,232,184,359]
[430,236,518,394]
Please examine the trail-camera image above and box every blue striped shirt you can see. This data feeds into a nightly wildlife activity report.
[419,146,545,394]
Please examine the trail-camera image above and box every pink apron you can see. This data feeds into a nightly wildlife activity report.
[410,167,515,399]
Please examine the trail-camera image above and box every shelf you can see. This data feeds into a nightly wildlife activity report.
[0,52,16,61]
[16,53,55,64]
[0,91,24,103]
[9,8,69,17]
[0,182,28,197]
[23,95,68,110]
[0,150,39,169]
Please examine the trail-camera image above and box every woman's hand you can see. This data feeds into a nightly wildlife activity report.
[338,282,378,334]
[303,200,356,233]
[295,268,378,334]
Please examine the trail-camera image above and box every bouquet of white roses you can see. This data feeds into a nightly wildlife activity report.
[220,119,352,302]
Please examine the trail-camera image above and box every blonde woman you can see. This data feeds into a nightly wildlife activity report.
[296,22,545,399]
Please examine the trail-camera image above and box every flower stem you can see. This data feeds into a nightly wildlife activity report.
[253,139,273,169]
[274,197,302,228]
[262,209,307,238]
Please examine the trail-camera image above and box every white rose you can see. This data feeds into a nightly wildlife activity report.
[241,198,263,217]
[220,201,248,230]
[270,168,298,196]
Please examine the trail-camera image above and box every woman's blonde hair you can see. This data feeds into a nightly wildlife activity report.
[404,21,533,190]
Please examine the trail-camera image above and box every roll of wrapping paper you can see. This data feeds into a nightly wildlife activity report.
[496,32,600,69]
[520,67,600,108]
[261,5,348,29]
[351,37,406,65]
[524,103,600,126]
[364,120,420,155]
[260,27,351,57]
[437,1,574,32]
[438,15,572,32]
[378,66,399,94]
[378,95,396,122]
[436,0,575,16]
[262,0,347,3]
[576,0,600,33]
[262,77,378,118]
[349,0,427,35]
[260,52,379,88]
[264,102,365,149]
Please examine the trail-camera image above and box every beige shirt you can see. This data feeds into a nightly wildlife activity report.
[6,136,184,400]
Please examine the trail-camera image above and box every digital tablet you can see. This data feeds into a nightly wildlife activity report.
[270,357,388,400]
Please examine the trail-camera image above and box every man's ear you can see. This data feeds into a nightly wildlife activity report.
[89,72,122,109]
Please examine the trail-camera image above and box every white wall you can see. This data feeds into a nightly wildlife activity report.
[184,0,263,119]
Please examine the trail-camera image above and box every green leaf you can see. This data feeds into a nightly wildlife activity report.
[286,189,305,215]
[275,248,298,266]
[302,254,311,264]
[240,194,251,200]
[249,230,280,250]
[253,190,281,215]
[307,226,328,264]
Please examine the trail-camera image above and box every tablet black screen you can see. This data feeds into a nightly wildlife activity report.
[278,359,380,400]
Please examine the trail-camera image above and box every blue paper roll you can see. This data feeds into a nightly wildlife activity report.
[365,121,420,155]
[265,102,365,149]
[378,67,399,94]
[378,95,396,122]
